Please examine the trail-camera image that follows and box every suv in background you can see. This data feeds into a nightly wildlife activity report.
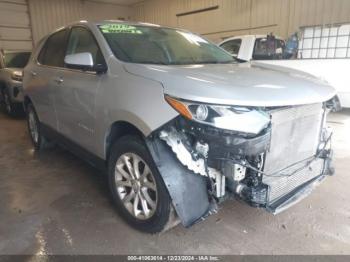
[0,50,31,115]
[23,21,336,233]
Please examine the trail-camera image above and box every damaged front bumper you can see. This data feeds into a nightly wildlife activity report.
[267,174,327,215]
[146,105,334,228]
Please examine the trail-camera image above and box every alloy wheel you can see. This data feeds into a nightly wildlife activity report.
[114,153,158,220]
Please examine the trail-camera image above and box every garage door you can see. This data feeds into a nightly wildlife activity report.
[0,0,32,51]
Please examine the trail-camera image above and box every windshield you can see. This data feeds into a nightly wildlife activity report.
[3,52,31,68]
[98,24,234,65]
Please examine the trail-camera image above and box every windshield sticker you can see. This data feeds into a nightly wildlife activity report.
[99,24,143,34]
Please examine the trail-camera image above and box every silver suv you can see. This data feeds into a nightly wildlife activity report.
[0,50,31,115]
[23,21,337,233]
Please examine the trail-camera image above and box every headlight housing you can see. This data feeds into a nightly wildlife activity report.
[11,71,23,82]
[165,95,271,135]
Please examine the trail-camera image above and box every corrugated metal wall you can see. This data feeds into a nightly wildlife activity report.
[0,0,32,51]
[83,1,131,22]
[6,0,350,48]
[28,0,132,44]
[28,0,83,44]
[132,0,350,42]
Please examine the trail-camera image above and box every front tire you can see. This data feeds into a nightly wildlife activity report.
[26,104,49,151]
[108,136,172,233]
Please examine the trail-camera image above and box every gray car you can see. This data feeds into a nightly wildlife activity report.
[23,21,337,233]
[0,50,31,115]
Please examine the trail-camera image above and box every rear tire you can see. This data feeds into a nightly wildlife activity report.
[108,135,172,233]
[2,89,17,116]
[26,103,49,151]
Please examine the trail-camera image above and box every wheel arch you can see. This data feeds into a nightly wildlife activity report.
[334,94,342,109]
[23,95,33,112]
[104,119,212,228]
[105,120,146,160]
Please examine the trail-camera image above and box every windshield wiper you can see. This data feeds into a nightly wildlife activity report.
[137,61,169,65]
[199,60,237,64]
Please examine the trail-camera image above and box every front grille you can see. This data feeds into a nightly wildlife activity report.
[263,103,324,202]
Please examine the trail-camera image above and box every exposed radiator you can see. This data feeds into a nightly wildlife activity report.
[264,158,324,202]
[263,103,324,202]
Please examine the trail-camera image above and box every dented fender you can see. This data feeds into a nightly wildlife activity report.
[146,137,212,227]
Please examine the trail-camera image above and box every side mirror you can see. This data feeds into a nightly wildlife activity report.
[64,52,108,74]
[65,52,93,70]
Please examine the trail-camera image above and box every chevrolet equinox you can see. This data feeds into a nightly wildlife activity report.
[23,21,337,233]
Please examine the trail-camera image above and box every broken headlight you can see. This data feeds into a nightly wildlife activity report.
[165,95,271,135]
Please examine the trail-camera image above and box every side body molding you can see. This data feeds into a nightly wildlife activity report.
[146,137,212,227]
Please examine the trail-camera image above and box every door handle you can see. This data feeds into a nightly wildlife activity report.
[54,77,64,84]
[31,71,37,76]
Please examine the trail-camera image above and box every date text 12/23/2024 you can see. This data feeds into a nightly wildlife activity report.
[127,256,220,261]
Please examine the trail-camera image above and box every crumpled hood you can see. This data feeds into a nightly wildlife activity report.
[123,62,336,107]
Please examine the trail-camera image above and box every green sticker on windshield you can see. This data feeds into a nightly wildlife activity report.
[99,24,142,34]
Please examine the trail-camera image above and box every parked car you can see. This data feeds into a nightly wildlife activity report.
[23,21,336,233]
[0,50,31,115]
[220,34,286,60]
[219,34,348,109]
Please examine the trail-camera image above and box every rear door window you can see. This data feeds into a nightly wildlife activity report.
[220,39,242,56]
[38,29,68,67]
